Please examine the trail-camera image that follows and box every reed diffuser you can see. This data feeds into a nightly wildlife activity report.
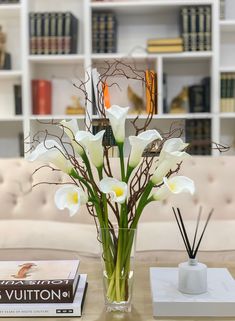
[172,207,213,295]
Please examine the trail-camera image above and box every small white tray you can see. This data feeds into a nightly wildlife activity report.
[150,267,235,317]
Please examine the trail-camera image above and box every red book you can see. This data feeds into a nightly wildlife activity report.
[32,80,52,115]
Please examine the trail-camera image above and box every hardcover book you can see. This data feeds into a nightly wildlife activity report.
[150,268,235,317]
[0,274,87,317]
[0,260,80,304]
[32,79,52,115]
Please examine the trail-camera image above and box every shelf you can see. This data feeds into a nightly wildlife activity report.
[220,66,235,73]
[0,116,24,122]
[219,113,235,119]
[29,115,86,120]
[220,20,235,32]
[92,52,212,62]
[91,0,213,13]
[0,4,21,17]
[92,113,212,120]
[28,55,85,64]
[0,71,22,80]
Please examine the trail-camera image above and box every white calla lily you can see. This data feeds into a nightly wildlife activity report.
[159,138,188,163]
[60,119,84,156]
[129,130,162,168]
[106,105,129,143]
[60,119,79,139]
[99,177,128,204]
[151,138,190,185]
[76,130,105,168]
[27,140,73,174]
[152,176,195,201]
[54,185,88,216]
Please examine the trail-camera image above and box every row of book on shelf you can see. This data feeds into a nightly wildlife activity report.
[92,12,117,53]
[147,6,211,54]
[220,73,235,113]
[0,260,87,317]
[29,12,78,55]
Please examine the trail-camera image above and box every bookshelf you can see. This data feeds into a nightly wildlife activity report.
[0,0,235,157]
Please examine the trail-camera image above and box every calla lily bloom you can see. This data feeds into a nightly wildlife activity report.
[76,130,105,168]
[60,119,84,156]
[106,105,129,143]
[129,130,162,168]
[99,177,128,204]
[158,138,188,164]
[152,176,195,201]
[151,138,190,185]
[27,140,73,174]
[54,185,88,216]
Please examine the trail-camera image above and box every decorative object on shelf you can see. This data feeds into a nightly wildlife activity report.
[127,85,145,115]
[145,69,158,114]
[66,96,85,115]
[172,207,213,295]
[0,26,11,70]
[170,87,189,114]
[27,61,195,312]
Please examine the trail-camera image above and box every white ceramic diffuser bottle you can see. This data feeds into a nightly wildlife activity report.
[172,207,213,295]
[178,258,207,294]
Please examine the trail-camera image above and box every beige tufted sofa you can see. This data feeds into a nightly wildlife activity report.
[0,156,235,262]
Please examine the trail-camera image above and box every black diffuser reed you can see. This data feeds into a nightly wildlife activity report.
[172,207,214,259]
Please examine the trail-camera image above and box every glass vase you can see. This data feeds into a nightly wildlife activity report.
[99,227,137,312]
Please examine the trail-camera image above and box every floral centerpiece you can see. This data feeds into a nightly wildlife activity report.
[27,62,195,312]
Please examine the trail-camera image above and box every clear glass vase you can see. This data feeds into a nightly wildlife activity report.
[99,227,137,312]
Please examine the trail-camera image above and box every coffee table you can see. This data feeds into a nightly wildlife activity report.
[1,249,235,320]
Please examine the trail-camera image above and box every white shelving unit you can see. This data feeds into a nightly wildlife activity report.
[0,0,234,157]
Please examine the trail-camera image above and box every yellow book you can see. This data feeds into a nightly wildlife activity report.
[147,38,183,46]
[147,45,183,53]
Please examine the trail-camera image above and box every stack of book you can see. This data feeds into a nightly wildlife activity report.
[92,12,117,53]
[32,79,52,115]
[147,38,183,53]
[220,73,235,112]
[0,260,87,317]
[185,119,211,155]
[180,6,211,51]
[29,12,79,55]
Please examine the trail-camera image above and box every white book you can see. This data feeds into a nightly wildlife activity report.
[150,267,235,317]
[0,274,87,317]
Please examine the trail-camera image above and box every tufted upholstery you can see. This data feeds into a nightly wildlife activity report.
[0,157,235,260]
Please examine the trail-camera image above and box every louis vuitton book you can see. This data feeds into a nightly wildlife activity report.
[0,260,80,304]
[0,274,87,317]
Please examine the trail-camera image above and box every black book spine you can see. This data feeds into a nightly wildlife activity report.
[35,13,43,55]
[43,12,50,55]
[189,85,205,113]
[50,12,57,54]
[29,12,37,55]
[14,85,22,115]
[202,77,211,112]
[70,13,78,54]
[57,12,64,55]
